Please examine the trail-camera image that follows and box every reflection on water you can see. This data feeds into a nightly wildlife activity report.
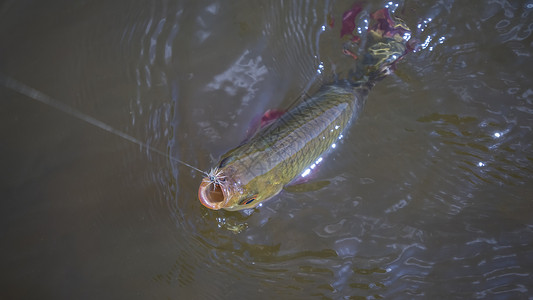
[1,0,533,298]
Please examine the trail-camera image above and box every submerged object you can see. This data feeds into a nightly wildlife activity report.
[198,7,412,211]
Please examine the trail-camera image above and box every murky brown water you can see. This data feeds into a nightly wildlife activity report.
[2,0,533,298]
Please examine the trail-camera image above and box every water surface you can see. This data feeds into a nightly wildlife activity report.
[1,0,533,298]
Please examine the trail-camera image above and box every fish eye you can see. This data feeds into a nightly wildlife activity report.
[238,194,258,206]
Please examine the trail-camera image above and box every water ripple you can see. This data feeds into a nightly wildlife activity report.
[147,0,533,298]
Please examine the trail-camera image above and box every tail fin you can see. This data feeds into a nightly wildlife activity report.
[349,8,413,86]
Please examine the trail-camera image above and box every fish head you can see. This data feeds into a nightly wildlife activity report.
[198,179,258,211]
[198,159,282,211]
[197,165,261,211]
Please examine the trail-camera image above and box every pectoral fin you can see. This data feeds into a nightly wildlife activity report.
[243,109,285,142]
[284,180,331,193]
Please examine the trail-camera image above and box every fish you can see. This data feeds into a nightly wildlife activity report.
[198,7,412,211]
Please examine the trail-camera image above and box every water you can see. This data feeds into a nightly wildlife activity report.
[1,0,533,298]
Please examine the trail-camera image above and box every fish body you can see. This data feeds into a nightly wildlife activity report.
[199,83,369,210]
[198,7,412,211]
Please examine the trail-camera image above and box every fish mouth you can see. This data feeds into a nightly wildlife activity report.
[198,178,229,210]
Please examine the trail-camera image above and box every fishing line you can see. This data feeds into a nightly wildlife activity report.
[0,74,207,176]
